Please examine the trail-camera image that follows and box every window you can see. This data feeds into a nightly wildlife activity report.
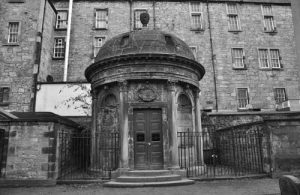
[134,9,147,30]
[227,3,240,31]
[0,88,10,105]
[262,5,276,32]
[231,48,245,68]
[53,37,65,59]
[56,10,68,29]
[190,2,203,30]
[190,46,197,58]
[8,22,20,44]
[237,88,249,109]
[94,37,105,57]
[258,48,281,68]
[95,9,108,29]
[274,88,286,104]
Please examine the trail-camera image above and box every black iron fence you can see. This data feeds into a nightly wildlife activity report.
[58,131,120,180]
[0,129,7,178]
[178,122,270,178]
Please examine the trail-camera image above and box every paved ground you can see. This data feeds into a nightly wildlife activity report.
[0,178,280,195]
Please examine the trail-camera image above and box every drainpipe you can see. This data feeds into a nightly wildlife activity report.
[129,0,133,31]
[63,0,73,82]
[152,1,156,29]
[206,0,218,112]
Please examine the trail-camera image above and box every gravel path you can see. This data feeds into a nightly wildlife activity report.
[0,178,280,195]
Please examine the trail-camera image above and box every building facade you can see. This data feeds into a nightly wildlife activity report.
[0,0,299,115]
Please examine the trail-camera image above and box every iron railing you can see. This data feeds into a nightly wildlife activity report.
[178,123,269,178]
[58,131,120,180]
[0,129,7,178]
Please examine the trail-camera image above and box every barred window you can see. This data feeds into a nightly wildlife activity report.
[270,49,281,68]
[56,10,68,29]
[262,5,276,32]
[274,88,286,103]
[258,49,269,68]
[53,38,65,59]
[134,9,147,30]
[8,22,20,43]
[190,2,203,30]
[232,48,244,68]
[227,3,240,31]
[94,37,105,57]
[0,88,10,104]
[95,9,108,29]
[237,88,249,109]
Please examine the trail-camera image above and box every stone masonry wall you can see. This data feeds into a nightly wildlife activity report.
[49,1,298,112]
[39,0,56,82]
[5,122,53,179]
[0,0,42,112]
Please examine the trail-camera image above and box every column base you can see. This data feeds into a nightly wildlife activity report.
[111,168,130,179]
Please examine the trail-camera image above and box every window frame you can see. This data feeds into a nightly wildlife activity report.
[93,36,106,58]
[7,21,21,45]
[94,8,108,30]
[261,4,277,33]
[0,87,10,106]
[226,3,241,32]
[189,2,203,31]
[53,37,66,59]
[55,10,68,30]
[274,88,287,104]
[258,48,282,69]
[236,88,249,109]
[231,47,245,69]
[134,9,148,30]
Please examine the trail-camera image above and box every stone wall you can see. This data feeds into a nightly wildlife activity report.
[0,0,43,112]
[49,0,299,112]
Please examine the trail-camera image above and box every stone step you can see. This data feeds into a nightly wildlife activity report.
[123,170,172,177]
[116,174,182,183]
[104,179,195,188]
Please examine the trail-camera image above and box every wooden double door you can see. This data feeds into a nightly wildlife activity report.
[133,109,163,170]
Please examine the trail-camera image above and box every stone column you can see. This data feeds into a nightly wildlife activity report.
[195,89,204,165]
[119,80,129,170]
[90,89,98,170]
[167,80,180,169]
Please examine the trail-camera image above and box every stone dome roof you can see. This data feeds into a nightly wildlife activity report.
[95,29,195,62]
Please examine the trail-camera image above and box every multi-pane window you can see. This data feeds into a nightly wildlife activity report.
[227,3,240,31]
[231,48,244,68]
[8,22,20,43]
[258,49,281,68]
[190,2,203,30]
[94,37,105,57]
[0,88,10,104]
[237,88,249,109]
[189,46,197,58]
[95,9,108,29]
[262,5,276,32]
[274,88,286,104]
[56,10,68,29]
[53,37,65,59]
[134,9,147,29]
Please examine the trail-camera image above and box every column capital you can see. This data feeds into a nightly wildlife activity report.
[118,80,128,92]
[91,89,98,100]
[167,79,178,91]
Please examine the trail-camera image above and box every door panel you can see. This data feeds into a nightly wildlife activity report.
[134,109,163,170]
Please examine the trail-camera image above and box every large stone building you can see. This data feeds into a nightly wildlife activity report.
[0,0,299,116]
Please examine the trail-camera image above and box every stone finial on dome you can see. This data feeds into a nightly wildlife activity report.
[140,12,150,27]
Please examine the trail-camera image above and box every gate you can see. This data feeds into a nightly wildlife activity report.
[178,122,270,179]
[58,131,120,180]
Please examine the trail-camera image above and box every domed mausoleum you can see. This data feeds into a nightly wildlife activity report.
[85,23,205,180]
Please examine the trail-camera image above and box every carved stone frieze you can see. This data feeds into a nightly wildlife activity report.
[134,83,159,102]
